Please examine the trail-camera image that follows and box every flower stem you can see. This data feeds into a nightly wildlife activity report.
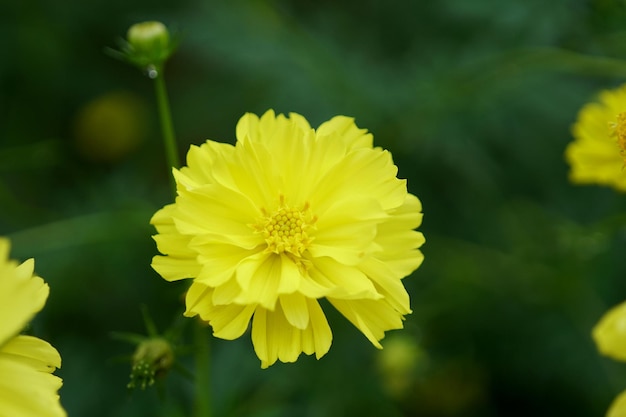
[153,67,180,194]
[193,321,212,417]
[152,67,211,417]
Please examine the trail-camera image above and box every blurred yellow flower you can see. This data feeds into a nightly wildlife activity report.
[73,91,149,163]
[0,238,66,417]
[376,334,425,398]
[151,110,425,368]
[609,390,626,417]
[593,300,626,362]
[565,83,626,191]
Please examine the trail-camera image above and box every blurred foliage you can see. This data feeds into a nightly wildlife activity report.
[3,0,626,416]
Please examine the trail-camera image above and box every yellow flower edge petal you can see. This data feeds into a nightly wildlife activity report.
[593,300,626,362]
[566,83,626,191]
[0,352,65,417]
[608,389,626,417]
[1,335,62,372]
[151,110,425,367]
[0,238,48,346]
[0,237,66,416]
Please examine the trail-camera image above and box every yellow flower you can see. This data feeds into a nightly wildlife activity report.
[151,110,425,368]
[565,83,626,191]
[0,238,66,417]
[593,300,626,362]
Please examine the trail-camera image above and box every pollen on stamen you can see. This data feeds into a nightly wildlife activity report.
[253,199,316,256]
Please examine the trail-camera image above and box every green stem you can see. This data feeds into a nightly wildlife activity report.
[153,67,180,195]
[152,66,211,417]
[193,321,212,417]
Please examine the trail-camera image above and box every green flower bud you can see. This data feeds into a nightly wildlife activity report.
[108,21,177,77]
[128,337,174,390]
[127,21,169,62]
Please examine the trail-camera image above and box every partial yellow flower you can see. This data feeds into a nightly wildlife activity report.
[565,83,626,191]
[609,390,626,417]
[151,110,425,368]
[592,300,626,362]
[592,301,626,416]
[0,238,66,417]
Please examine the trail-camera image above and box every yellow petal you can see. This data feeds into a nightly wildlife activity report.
[184,282,254,340]
[0,240,49,345]
[150,204,201,281]
[358,257,411,314]
[251,300,332,368]
[308,256,381,300]
[0,335,61,372]
[592,300,626,361]
[193,242,259,288]
[608,389,626,417]
[252,304,298,368]
[151,255,202,282]
[174,184,259,240]
[316,115,373,150]
[368,193,425,279]
[328,297,404,348]
[0,343,66,417]
[279,292,309,330]
[209,304,256,340]
[210,139,281,209]
[183,140,235,186]
[235,253,284,309]
[311,147,406,215]
[305,297,332,358]
[251,307,270,366]
[184,281,214,317]
[309,198,382,266]
[211,275,242,306]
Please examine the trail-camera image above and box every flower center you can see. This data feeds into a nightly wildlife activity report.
[255,196,316,256]
[612,112,626,163]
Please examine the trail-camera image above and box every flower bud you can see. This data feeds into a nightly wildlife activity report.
[128,337,174,389]
[127,22,169,58]
[110,21,177,76]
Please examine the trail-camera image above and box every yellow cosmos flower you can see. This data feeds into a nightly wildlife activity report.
[0,238,66,417]
[565,83,626,191]
[151,110,425,368]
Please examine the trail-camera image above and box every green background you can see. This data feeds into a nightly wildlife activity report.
[3,0,626,416]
